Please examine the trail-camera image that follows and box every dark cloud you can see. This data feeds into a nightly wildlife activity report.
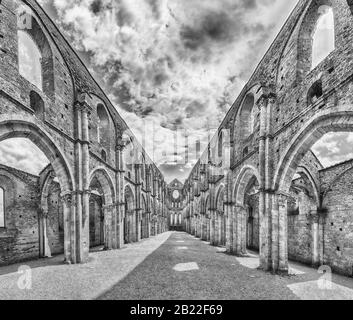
[180,11,237,50]
[185,100,206,118]
[90,0,103,15]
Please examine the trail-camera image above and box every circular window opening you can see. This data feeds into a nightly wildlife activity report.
[172,190,180,200]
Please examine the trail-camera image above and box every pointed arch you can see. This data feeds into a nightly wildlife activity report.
[17,11,55,96]
[273,107,353,194]
[233,165,260,206]
[0,117,74,193]
[297,0,335,80]
[89,168,116,205]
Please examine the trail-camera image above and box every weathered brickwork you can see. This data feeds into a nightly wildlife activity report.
[183,0,353,276]
[0,0,168,265]
[320,160,353,276]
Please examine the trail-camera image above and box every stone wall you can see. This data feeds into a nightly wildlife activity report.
[321,161,353,276]
[46,180,64,255]
[0,165,62,265]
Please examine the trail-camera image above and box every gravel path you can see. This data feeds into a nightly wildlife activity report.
[98,232,353,300]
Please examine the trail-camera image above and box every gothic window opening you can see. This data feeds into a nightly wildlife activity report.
[218,131,223,159]
[239,93,255,140]
[30,90,44,119]
[312,6,335,69]
[18,30,42,90]
[308,80,323,105]
[97,104,110,146]
[17,11,55,97]
[101,149,107,162]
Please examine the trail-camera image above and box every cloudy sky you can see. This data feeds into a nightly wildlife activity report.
[1,0,352,182]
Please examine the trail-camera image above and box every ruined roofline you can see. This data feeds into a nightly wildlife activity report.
[318,158,353,173]
[0,163,40,180]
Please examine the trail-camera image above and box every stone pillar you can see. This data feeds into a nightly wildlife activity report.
[225,202,233,252]
[207,217,211,242]
[259,191,271,270]
[271,193,289,273]
[103,204,114,250]
[135,164,142,242]
[38,209,52,258]
[81,102,90,261]
[257,92,276,272]
[61,192,76,264]
[234,205,247,255]
[116,140,126,249]
[218,212,223,245]
[310,211,320,267]
[209,179,216,246]
[73,94,92,263]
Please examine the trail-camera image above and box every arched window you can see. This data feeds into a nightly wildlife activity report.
[218,131,223,159]
[18,30,42,90]
[97,104,110,146]
[101,149,107,162]
[0,188,5,228]
[239,94,255,140]
[30,91,44,119]
[307,79,323,105]
[312,6,335,69]
[17,9,55,97]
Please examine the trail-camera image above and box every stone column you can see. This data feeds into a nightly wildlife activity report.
[146,169,152,238]
[209,179,216,246]
[224,170,233,252]
[38,209,52,258]
[233,205,247,255]
[310,211,320,267]
[74,94,92,263]
[61,192,76,264]
[258,92,276,271]
[207,216,211,242]
[116,139,126,249]
[103,203,115,250]
[135,164,142,242]
[271,193,288,273]
[81,102,91,261]
[218,211,223,246]
[225,203,233,253]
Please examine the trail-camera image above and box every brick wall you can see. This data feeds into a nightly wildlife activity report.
[0,165,63,265]
[321,162,353,276]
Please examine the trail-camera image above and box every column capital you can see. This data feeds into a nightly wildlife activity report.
[103,203,117,211]
[38,208,49,219]
[276,192,290,208]
[75,93,92,113]
[256,91,277,108]
[116,139,126,151]
[60,192,75,207]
